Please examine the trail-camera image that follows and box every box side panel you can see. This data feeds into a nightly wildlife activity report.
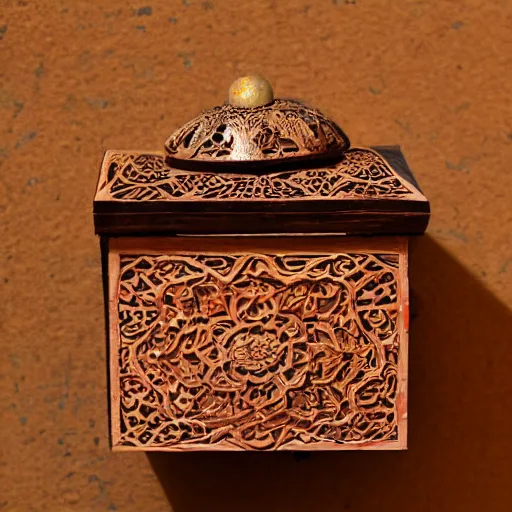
[108,236,408,451]
[397,242,409,449]
[99,236,113,447]
[108,248,122,447]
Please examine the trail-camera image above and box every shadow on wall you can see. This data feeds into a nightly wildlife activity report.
[147,235,512,512]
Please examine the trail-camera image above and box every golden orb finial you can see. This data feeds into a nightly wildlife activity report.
[228,75,274,108]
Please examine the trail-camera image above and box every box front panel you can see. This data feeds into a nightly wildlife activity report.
[108,237,408,451]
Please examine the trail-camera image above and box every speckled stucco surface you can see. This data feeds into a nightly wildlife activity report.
[1,1,511,511]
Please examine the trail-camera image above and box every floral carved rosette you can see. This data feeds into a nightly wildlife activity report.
[117,252,401,449]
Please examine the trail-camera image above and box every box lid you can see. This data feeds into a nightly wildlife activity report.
[93,76,429,236]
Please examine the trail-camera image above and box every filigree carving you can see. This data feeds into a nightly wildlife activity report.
[115,251,402,450]
[98,147,416,202]
[164,99,350,163]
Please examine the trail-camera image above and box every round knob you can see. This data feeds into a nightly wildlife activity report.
[228,75,274,108]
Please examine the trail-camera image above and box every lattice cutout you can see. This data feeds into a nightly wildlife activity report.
[164,99,350,163]
[97,147,418,202]
[113,250,403,450]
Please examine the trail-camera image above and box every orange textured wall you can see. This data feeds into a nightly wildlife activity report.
[1,1,511,511]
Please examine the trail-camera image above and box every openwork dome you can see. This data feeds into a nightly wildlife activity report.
[165,76,350,167]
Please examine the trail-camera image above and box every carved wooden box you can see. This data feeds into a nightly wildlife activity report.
[94,77,429,451]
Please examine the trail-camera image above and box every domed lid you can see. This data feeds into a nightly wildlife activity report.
[164,76,350,168]
[94,76,430,237]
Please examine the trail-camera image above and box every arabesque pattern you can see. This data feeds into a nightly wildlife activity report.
[98,147,414,201]
[116,251,401,449]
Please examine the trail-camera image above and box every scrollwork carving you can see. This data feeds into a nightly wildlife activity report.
[98,147,415,202]
[115,251,403,450]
